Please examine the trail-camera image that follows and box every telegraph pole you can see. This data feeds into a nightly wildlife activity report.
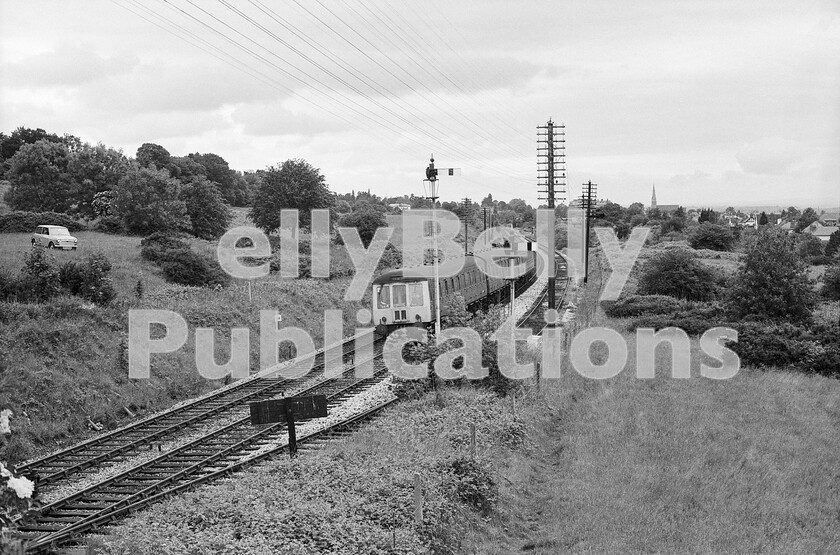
[537,119,566,311]
[580,181,598,283]
[460,197,472,255]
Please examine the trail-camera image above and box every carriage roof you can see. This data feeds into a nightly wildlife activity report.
[372,251,532,286]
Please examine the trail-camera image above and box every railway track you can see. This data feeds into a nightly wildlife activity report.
[517,253,571,335]
[14,337,368,488]
[16,355,395,553]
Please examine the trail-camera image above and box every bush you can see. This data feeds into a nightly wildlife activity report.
[57,252,116,305]
[158,248,230,287]
[20,244,61,302]
[727,321,839,377]
[91,214,123,234]
[0,211,87,233]
[602,295,684,318]
[637,249,719,301]
[438,456,498,514]
[688,223,735,251]
[140,232,191,262]
[627,315,722,336]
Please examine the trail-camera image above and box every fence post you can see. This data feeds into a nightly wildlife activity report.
[414,472,423,525]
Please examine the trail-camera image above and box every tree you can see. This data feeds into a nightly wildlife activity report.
[688,222,735,251]
[0,126,65,168]
[614,221,631,240]
[112,163,188,235]
[698,208,718,224]
[3,139,73,212]
[187,152,241,205]
[822,263,840,300]
[826,230,840,258]
[67,143,129,218]
[182,177,231,240]
[796,233,824,260]
[250,159,335,232]
[338,205,388,247]
[660,216,686,234]
[597,201,624,224]
[637,249,719,301]
[795,207,819,232]
[136,143,172,171]
[758,211,769,226]
[726,228,816,322]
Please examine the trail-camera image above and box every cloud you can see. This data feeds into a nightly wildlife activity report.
[231,100,354,137]
[736,136,805,175]
[0,42,137,87]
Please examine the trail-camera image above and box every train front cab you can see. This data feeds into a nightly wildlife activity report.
[372,278,432,336]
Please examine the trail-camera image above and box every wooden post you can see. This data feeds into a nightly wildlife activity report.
[285,403,297,458]
[414,472,423,525]
[470,423,476,458]
[535,361,541,394]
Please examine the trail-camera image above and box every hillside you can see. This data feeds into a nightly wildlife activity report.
[0,231,368,464]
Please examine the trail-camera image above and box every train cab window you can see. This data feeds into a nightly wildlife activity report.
[377,285,390,308]
[409,283,424,306]
[393,284,407,307]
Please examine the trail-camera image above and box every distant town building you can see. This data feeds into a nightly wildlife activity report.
[649,185,680,216]
[387,203,412,212]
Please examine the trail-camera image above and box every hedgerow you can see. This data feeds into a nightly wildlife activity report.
[0,211,87,233]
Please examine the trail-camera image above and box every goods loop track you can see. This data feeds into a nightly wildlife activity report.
[17,355,394,552]
[15,339,365,486]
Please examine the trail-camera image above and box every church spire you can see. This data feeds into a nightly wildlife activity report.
[651,184,657,210]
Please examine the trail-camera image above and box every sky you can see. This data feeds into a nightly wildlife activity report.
[1,0,838,210]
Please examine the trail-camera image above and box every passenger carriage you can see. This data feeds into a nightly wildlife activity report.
[372,245,537,336]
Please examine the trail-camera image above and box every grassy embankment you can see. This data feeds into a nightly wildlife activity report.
[0,227,366,463]
[99,244,840,554]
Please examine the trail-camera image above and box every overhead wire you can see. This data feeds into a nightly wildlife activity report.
[118,0,539,198]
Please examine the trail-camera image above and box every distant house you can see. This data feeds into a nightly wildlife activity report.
[387,203,412,212]
[741,214,758,229]
[806,224,839,243]
[720,215,741,228]
[820,212,839,226]
[776,220,795,233]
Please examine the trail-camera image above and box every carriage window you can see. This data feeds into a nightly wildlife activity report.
[409,283,424,306]
[393,284,407,307]
[377,285,390,308]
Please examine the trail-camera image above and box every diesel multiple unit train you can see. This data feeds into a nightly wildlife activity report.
[373,245,538,336]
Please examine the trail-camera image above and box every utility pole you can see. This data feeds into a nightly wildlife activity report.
[423,155,460,336]
[537,119,566,311]
[460,197,472,255]
[579,181,598,283]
